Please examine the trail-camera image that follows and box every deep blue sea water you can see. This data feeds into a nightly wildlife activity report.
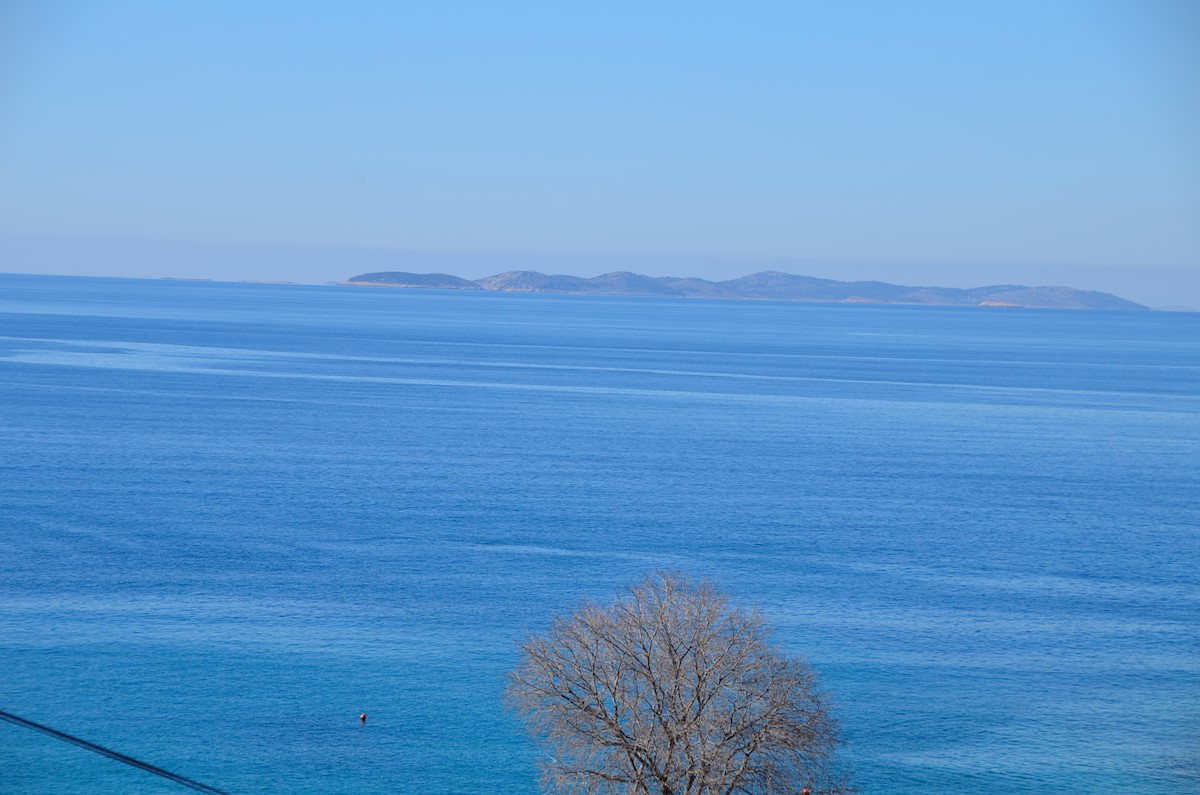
[1,274,1197,794]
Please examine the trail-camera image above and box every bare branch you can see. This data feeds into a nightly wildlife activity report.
[505,572,850,794]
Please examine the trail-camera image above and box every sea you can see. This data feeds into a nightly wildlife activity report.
[1,273,1197,794]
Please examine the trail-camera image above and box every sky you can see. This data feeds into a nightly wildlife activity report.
[1,0,1198,307]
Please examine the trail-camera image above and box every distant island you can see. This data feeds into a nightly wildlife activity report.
[342,270,1148,311]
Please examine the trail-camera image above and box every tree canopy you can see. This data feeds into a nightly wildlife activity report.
[506,572,848,794]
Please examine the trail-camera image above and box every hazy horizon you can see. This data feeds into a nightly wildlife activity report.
[2,2,1197,308]
[2,234,1196,309]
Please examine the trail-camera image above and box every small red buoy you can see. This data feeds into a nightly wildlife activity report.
[359,713,367,724]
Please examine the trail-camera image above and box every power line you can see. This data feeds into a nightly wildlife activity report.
[0,709,228,794]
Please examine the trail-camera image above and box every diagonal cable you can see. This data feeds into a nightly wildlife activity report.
[0,709,228,794]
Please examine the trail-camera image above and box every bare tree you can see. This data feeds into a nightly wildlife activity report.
[506,572,849,795]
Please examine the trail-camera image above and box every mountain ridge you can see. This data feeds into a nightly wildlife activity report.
[343,269,1148,310]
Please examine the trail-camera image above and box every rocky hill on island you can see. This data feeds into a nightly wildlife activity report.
[343,270,1147,311]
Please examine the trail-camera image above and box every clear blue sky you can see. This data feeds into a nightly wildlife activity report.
[1,1,1197,305]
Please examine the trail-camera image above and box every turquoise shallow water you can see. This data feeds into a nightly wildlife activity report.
[1,274,1197,794]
